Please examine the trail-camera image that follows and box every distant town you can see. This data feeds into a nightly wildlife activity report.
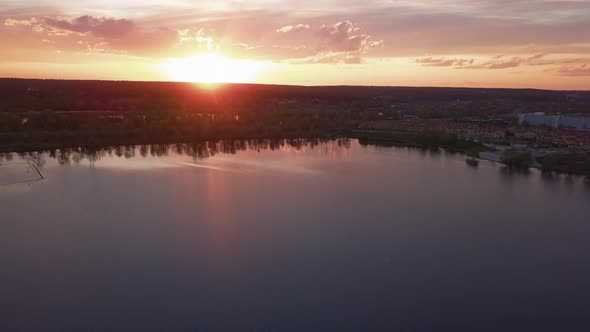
[360,112,590,173]
[364,112,590,151]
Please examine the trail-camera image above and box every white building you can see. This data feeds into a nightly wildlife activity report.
[559,116,590,130]
[518,113,590,130]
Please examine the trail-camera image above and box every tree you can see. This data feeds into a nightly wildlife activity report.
[501,149,532,169]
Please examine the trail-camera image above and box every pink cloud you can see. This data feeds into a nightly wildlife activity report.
[283,21,383,64]
[416,54,553,70]
[4,18,37,26]
[276,24,310,33]
[318,21,367,53]
[559,64,590,76]
[2,15,179,56]
[416,57,474,67]
[43,16,136,38]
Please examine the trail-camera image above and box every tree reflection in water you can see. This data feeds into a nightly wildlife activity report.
[0,138,352,169]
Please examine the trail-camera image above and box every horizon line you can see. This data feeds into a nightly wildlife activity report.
[1,77,588,93]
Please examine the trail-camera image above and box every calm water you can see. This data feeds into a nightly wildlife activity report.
[1,139,589,331]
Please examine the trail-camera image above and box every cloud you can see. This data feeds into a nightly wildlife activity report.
[43,15,136,38]
[276,24,310,33]
[293,52,364,64]
[416,57,474,67]
[558,64,590,76]
[2,15,179,56]
[2,0,590,77]
[464,54,549,69]
[416,54,590,80]
[3,1,590,60]
[283,21,382,64]
[4,18,37,26]
[527,57,590,66]
[416,53,552,70]
[208,20,382,64]
[113,27,179,54]
[473,57,527,69]
[318,21,368,53]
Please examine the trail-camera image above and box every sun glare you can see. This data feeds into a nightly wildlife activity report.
[162,54,274,84]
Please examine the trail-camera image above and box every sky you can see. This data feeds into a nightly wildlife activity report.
[1,0,589,90]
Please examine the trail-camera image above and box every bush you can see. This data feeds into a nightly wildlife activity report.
[501,149,532,169]
[538,153,590,175]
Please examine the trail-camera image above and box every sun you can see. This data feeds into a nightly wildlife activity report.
[161,53,274,84]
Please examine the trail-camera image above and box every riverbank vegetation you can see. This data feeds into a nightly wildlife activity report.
[537,153,590,175]
[0,108,490,156]
[500,150,533,170]
[355,130,492,156]
[0,109,363,153]
[498,149,590,175]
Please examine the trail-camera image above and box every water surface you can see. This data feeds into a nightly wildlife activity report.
[1,140,589,331]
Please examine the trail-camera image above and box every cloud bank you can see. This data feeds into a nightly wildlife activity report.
[1,0,589,87]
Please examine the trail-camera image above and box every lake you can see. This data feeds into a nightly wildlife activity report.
[1,139,589,331]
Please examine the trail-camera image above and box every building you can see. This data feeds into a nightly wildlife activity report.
[559,116,590,130]
[518,113,590,130]
[518,113,559,128]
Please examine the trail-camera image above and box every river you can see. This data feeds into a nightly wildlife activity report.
[1,139,589,331]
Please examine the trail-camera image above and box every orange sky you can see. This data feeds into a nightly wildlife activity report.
[1,0,590,90]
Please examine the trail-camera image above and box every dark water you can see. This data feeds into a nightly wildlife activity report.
[1,140,589,331]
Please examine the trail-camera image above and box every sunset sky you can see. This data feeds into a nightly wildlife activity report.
[1,0,589,90]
